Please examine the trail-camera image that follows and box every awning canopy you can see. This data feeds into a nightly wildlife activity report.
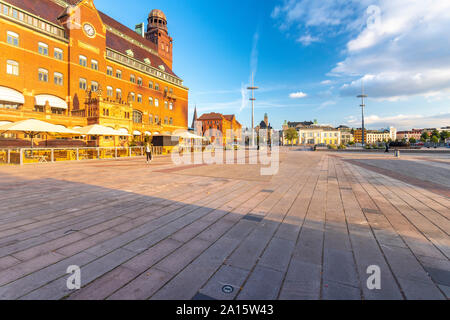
[0,121,12,127]
[74,125,127,136]
[133,130,142,136]
[0,87,25,104]
[118,128,129,135]
[0,119,78,134]
[35,95,68,109]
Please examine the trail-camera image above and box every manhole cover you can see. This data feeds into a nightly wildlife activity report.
[222,285,234,294]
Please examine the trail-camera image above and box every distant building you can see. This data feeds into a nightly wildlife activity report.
[396,129,423,141]
[197,112,242,145]
[282,121,341,145]
[255,113,273,144]
[337,125,354,144]
[354,127,396,144]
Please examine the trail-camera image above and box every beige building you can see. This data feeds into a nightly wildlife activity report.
[354,127,397,144]
[282,121,341,145]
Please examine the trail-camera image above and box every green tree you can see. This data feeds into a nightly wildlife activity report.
[421,132,429,142]
[431,135,439,144]
[440,131,449,142]
[409,137,417,144]
[284,128,299,146]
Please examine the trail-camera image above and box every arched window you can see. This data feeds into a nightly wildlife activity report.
[6,60,19,75]
[7,31,19,46]
[79,55,87,67]
[133,110,143,124]
[116,89,122,100]
[38,68,48,82]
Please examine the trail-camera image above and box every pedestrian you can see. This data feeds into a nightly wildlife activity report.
[146,142,152,164]
[385,142,390,153]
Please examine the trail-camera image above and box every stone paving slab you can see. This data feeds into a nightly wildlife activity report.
[0,150,448,300]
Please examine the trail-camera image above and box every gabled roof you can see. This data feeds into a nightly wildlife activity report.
[4,0,178,78]
[198,113,225,121]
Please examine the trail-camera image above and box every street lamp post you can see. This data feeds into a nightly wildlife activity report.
[247,73,258,148]
[357,82,368,147]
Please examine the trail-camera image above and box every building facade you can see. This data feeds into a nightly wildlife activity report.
[396,129,423,141]
[354,127,397,144]
[282,121,341,145]
[337,125,354,144]
[197,112,242,145]
[0,0,188,147]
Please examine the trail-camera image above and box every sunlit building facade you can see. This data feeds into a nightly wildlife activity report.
[0,0,188,147]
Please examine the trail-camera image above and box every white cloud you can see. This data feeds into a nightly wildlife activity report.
[333,0,450,99]
[289,92,308,99]
[346,113,450,130]
[321,80,332,85]
[297,34,320,46]
[273,0,450,100]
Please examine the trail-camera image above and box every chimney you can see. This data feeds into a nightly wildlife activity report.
[135,23,145,37]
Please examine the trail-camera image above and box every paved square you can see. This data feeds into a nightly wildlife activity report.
[0,149,448,300]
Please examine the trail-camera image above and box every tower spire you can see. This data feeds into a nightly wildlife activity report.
[191,105,198,130]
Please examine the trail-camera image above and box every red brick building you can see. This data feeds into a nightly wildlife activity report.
[0,0,188,147]
[197,112,242,145]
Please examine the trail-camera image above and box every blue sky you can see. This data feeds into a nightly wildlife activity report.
[94,0,450,130]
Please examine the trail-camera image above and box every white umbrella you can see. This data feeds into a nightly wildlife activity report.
[0,119,79,148]
[74,125,126,136]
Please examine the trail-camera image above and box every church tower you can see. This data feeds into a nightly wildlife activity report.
[146,9,173,69]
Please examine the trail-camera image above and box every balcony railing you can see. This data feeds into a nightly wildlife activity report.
[0,146,163,165]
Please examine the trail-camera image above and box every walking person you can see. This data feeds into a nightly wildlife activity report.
[146,142,152,164]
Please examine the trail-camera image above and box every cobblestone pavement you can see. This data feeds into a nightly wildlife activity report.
[0,149,448,300]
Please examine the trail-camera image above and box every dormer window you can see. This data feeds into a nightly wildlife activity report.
[158,65,165,71]
[126,49,134,57]
[144,58,151,65]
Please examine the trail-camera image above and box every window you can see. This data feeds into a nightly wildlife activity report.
[6,60,19,76]
[54,72,63,86]
[133,110,143,124]
[129,92,135,102]
[149,81,153,89]
[169,102,173,110]
[116,69,122,79]
[169,87,173,94]
[164,86,168,94]
[155,83,160,91]
[137,77,143,86]
[155,115,159,124]
[38,68,48,82]
[79,78,87,90]
[149,114,153,124]
[54,48,63,60]
[137,94,142,103]
[79,55,87,67]
[164,117,168,125]
[91,59,98,70]
[169,117,173,125]
[7,31,19,46]
[164,101,168,109]
[149,97,153,106]
[107,66,113,76]
[116,89,122,100]
[91,81,99,92]
[155,99,159,107]
[130,74,135,83]
[38,42,48,55]
[106,86,113,97]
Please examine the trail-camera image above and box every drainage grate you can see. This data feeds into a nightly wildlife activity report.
[243,214,264,222]
[192,292,217,300]
[363,208,381,215]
